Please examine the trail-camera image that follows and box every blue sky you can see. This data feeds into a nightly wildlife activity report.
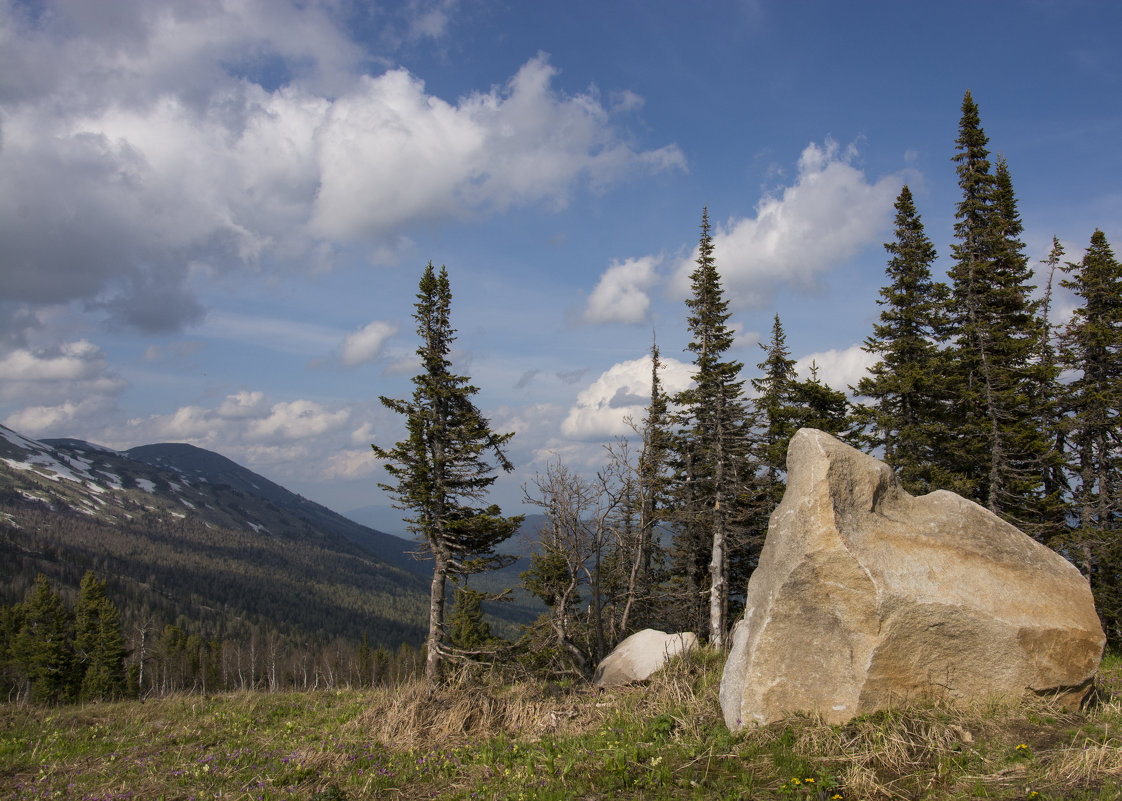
[2,0,1120,520]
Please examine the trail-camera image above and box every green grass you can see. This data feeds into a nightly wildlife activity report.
[3,649,1122,800]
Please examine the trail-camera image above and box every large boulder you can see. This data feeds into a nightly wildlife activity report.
[594,629,697,688]
[720,429,1105,729]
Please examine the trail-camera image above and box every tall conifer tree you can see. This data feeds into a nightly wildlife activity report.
[855,185,949,493]
[751,314,798,509]
[670,208,750,647]
[941,93,1048,529]
[74,571,126,701]
[631,338,670,627]
[1059,230,1122,641]
[990,156,1058,533]
[939,90,997,499]
[11,575,74,703]
[374,263,522,683]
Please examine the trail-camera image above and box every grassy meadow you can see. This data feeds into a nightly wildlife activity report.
[4,650,1122,800]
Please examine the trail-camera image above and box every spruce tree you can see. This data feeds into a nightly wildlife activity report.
[751,314,799,509]
[990,155,1057,533]
[1059,230,1122,642]
[747,316,857,514]
[941,93,1048,529]
[11,575,75,703]
[854,184,949,493]
[1038,237,1065,347]
[74,571,127,701]
[373,262,522,683]
[792,363,853,439]
[356,633,373,687]
[669,208,751,647]
[448,583,496,652]
[939,90,997,500]
[643,339,669,542]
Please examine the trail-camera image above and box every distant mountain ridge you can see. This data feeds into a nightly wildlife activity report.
[120,441,419,570]
[7,433,409,567]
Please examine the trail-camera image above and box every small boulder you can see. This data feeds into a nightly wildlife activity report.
[720,429,1105,729]
[594,629,697,688]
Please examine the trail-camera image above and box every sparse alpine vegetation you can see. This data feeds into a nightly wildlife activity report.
[3,651,1122,800]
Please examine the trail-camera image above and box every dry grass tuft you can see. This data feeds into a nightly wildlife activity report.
[703,692,1108,800]
[349,678,603,748]
[608,646,727,735]
[1046,740,1122,784]
[1040,694,1122,788]
[347,646,731,751]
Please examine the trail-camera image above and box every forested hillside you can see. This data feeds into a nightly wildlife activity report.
[121,442,420,572]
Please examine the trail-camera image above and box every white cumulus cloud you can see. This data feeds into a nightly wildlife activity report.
[4,401,83,434]
[323,448,381,480]
[0,340,106,383]
[117,392,351,449]
[247,400,351,441]
[583,255,662,324]
[310,55,685,241]
[673,139,902,308]
[0,341,126,421]
[341,321,398,367]
[350,422,377,446]
[561,355,693,441]
[82,390,385,492]
[216,391,271,420]
[795,344,877,393]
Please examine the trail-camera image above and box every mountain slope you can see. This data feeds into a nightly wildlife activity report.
[122,442,418,570]
[0,426,431,646]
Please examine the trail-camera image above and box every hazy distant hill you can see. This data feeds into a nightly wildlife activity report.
[343,505,549,629]
[345,505,549,557]
[344,504,411,538]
